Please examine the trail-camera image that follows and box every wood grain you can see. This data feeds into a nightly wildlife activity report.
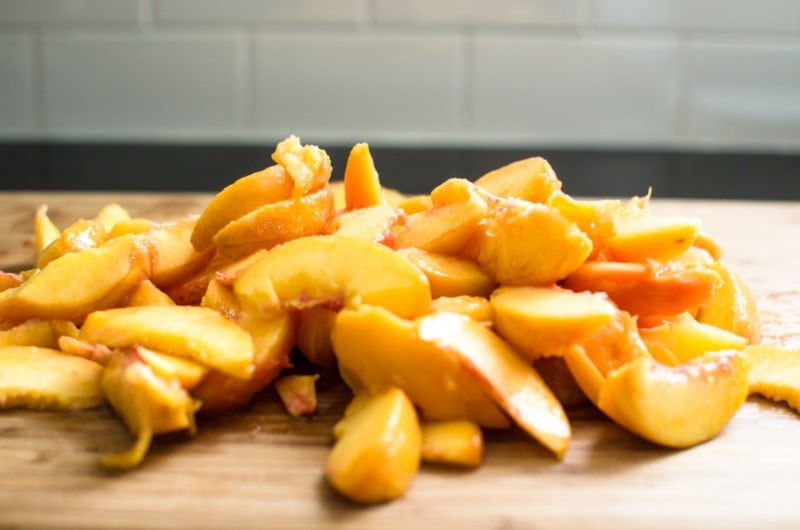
[1,192,799,529]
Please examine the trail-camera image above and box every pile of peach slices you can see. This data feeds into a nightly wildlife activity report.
[1,135,798,504]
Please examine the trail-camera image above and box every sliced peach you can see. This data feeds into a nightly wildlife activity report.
[0,346,103,410]
[191,164,294,251]
[697,260,761,343]
[144,216,214,288]
[125,280,175,307]
[421,419,483,468]
[609,213,701,263]
[165,249,265,306]
[693,230,724,260]
[271,135,332,199]
[745,344,800,413]
[79,305,254,379]
[108,218,156,239]
[57,335,113,365]
[430,295,493,323]
[212,188,335,260]
[331,305,509,428]
[134,346,209,390]
[533,357,587,408]
[475,156,561,203]
[491,286,617,360]
[34,205,60,259]
[275,374,319,417]
[466,198,592,286]
[326,387,422,504]
[397,247,496,298]
[393,179,488,255]
[563,261,719,317]
[36,218,107,268]
[0,272,23,293]
[0,318,78,349]
[93,203,131,232]
[547,192,620,260]
[639,313,747,365]
[235,236,431,319]
[100,352,197,469]
[0,235,151,323]
[296,306,337,368]
[597,350,749,448]
[418,312,570,458]
[396,194,433,214]
[326,204,402,244]
[344,142,384,209]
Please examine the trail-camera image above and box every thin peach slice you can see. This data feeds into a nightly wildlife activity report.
[125,280,175,307]
[235,236,431,319]
[331,305,509,428]
[475,156,562,204]
[639,313,747,365]
[36,218,107,268]
[697,260,761,344]
[430,295,493,323]
[563,261,719,317]
[93,203,131,233]
[344,142,384,209]
[597,350,749,448]
[609,214,701,263]
[165,249,266,306]
[421,419,483,468]
[326,387,422,504]
[326,204,402,244]
[271,135,332,199]
[34,205,60,259]
[134,346,209,390]
[144,216,215,288]
[0,235,152,323]
[744,344,800,414]
[191,164,294,251]
[0,318,78,349]
[212,188,335,260]
[397,247,496,298]
[80,305,254,380]
[418,312,571,459]
[491,286,617,360]
[0,346,103,410]
[275,374,319,417]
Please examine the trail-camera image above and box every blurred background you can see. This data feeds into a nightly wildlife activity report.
[0,0,798,197]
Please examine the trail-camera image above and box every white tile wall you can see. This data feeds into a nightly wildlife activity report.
[254,33,460,141]
[0,0,798,150]
[0,34,37,134]
[471,36,678,144]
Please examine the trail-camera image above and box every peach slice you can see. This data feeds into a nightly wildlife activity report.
[134,346,209,390]
[331,305,509,428]
[100,352,198,469]
[396,194,433,214]
[165,249,265,306]
[36,218,107,268]
[296,306,337,368]
[744,344,800,414]
[80,305,254,379]
[57,335,113,365]
[0,272,23,293]
[326,387,422,504]
[430,295,493,323]
[696,260,761,344]
[108,218,156,239]
[125,280,175,307]
[0,346,103,410]
[491,286,617,360]
[0,235,151,323]
[597,350,749,448]
[275,374,319,417]
[235,236,431,319]
[191,164,294,251]
[0,318,78,349]
[344,142,384,209]
[393,179,488,255]
[417,312,571,458]
[326,204,402,244]
[639,313,747,365]
[609,214,701,263]
[93,203,131,232]
[475,156,562,203]
[397,247,496,298]
[271,135,332,199]
[563,261,719,317]
[212,188,335,259]
[547,191,620,256]
[421,419,483,468]
[34,205,60,259]
[144,216,215,288]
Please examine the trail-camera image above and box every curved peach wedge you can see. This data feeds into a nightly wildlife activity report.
[234,236,431,319]
[475,156,561,204]
[421,419,483,468]
[697,260,761,344]
[80,306,254,379]
[608,214,700,263]
[326,204,402,244]
[344,142,384,210]
[145,217,215,288]
[639,313,747,365]
[397,247,495,298]
[491,286,617,360]
[597,350,749,448]
[744,344,800,414]
[326,387,422,504]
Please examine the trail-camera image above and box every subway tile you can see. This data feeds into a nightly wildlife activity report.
[685,42,800,146]
[156,0,363,25]
[0,0,142,24]
[373,0,589,27]
[595,0,799,33]
[471,36,678,144]
[0,34,37,134]
[254,33,459,138]
[42,33,247,135]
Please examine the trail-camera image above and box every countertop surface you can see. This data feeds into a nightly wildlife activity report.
[1,192,799,530]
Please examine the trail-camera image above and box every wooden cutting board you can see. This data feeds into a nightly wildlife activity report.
[1,192,799,530]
